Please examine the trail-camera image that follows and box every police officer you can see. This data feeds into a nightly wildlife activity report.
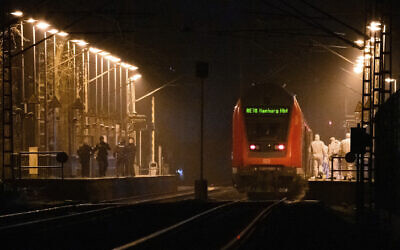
[94,136,111,177]
[114,139,127,177]
[77,140,92,177]
[125,137,137,176]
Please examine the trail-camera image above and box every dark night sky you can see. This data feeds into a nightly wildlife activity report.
[5,0,400,184]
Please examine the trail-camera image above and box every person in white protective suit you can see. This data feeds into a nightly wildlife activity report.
[310,134,326,178]
[340,133,352,180]
[322,144,329,178]
[328,137,341,179]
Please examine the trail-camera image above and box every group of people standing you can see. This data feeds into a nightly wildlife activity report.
[309,133,352,180]
[77,136,136,178]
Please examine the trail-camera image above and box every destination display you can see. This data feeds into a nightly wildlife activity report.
[245,106,289,115]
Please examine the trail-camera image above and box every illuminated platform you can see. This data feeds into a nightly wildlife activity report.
[9,175,178,202]
[306,179,366,205]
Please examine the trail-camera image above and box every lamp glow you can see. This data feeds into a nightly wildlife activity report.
[26,18,36,23]
[353,66,363,74]
[106,55,121,62]
[121,63,130,68]
[354,40,364,46]
[89,47,102,53]
[129,65,138,70]
[130,74,142,81]
[77,40,88,46]
[48,29,58,34]
[385,78,395,83]
[57,31,68,37]
[99,51,110,56]
[368,21,381,31]
[11,11,23,17]
[36,21,50,30]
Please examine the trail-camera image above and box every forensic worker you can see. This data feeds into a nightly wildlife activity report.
[310,134,325,179]
[328,137,341,179]
[340,133,352,180]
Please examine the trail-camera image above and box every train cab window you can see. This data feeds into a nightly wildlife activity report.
[245,119,289,141]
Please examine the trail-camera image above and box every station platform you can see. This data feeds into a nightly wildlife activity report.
[8,175,178,202]
[306,179,366,205]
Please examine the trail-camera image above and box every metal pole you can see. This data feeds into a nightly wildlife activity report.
[119,66,123,122]
[67,41,72,157]
[107,60,110,117]
[200,79,204,180]
[33,25,36,96]
[73,44,76,98]
[21,21,25,150]
[72,43,77,154]
[95,54,98,114]
[53,34,57,149]
[158,145,162,175]
[94,53,98,145]
[101,56,104,113]
[125,69,129,115]
[132,79,136,114]
[33,25,40,147]
[139,130,142,168]
[85,49,89,114]
[128,79,132,114]
[151,96,155,164]
[44,32,48,151]
[85,49,89,145]
[21,21,25,101]
[114,64,117,114]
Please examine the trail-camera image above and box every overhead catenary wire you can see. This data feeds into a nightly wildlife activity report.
[135,75,184,103]
[261,0,363,50]
[299,0,368,39]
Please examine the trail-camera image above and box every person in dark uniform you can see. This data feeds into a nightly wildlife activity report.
[125,137,137,176]
[93,136,111,177]
[77,141,92,177]
[114,139,127,177]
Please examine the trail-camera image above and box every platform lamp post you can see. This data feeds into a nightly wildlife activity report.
[49,96,61,150]
[195,61,209,201]
[71,97,85,161]
[128,74,142,173]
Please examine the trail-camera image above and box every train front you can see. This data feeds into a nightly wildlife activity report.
[232,84,307,195]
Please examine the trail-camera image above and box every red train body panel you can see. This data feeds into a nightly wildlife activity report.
[232,84,312,194]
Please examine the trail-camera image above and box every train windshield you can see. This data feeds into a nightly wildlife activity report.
[245,117,289,141]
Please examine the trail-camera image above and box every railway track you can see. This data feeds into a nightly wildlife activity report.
[0,187,223,233]
[114,198,286,249]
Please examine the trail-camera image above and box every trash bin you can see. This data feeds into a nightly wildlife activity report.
[149,162,158,176]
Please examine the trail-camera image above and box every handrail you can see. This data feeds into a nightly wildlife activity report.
[329,155,369,181]
[17,151,65,180]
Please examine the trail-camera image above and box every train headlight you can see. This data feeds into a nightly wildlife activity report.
[249,144,260,151]
[274,144,285,151]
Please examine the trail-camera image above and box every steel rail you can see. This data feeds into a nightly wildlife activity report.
[0,187,222,224]
[221,197,287,250]
[0,188,224,232]
[114,200,240,250]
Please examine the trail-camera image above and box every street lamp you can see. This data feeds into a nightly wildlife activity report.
[36,21,50,30]
[368,21,381,31]
[11,11,23,17]
[26,18,36,23]
[354,40,364,46]
[57,31,68,37]
[385,78,397,93]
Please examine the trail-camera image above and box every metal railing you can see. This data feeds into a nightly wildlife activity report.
[329,155,361,181]
[15,151,66,180]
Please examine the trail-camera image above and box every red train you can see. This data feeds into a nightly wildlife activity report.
[232,84,313,196]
